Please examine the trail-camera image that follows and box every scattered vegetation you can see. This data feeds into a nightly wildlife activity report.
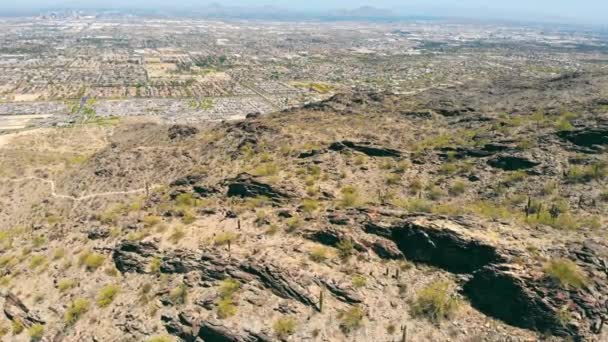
[544,259,588,289]
[79,251,105,271]
[411,280,460,322]
[216,279,241,319]
[169,283,188,305]
[339,186,360,208]
[338,306,365,334]
[27,324,44,341]
[58,278,76,293]
[65,298,90,325]
[352,275,367,289]
[97,284,120,307]
[309,246,330,263]
[273,317,297,339]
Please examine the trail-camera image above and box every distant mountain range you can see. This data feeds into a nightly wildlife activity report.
[24,3,439,22]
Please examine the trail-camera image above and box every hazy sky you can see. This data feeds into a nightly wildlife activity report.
[2,0,607,24]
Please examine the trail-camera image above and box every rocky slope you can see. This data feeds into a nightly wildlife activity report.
[0,72,607,341]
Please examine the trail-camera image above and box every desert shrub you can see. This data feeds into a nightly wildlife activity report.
[470,201,516,220]
[11,319,24,334]
[309,246,329,263]
[409,179,424,195]
[438,162,460,175]
[273,317,297,339]
[29,254,47,269]
[426,186,445,200]
[395,161,410,174]
[181,210,196,224]
[174,193,198,207]
[411,280,460,322]
[393,198,433,213]
[338,306,364,333]
[448,181,467,196]
[97,284,120,307]
[149,257,161,273]
[27,324,44,341]
[284,217,303,232]
[0,324,8,337]
[501,171,527,185]
[386,173,401,185]
[544,259,588,289]
[169,283,188,305]
[336,239,355,259]
[555,119,574,131]
[79,251,105,271]
[526,212,580,230]
[301,199,319,213]
[216,297,237,318]
[566,162,607,184]
[31,235,46,248]
[339,186,360,208]
[216,279,240,318]
[168,227,187,243]
[352,275,367,289]
[142,215,162,227]
[65,298,90,325]
[218,279,240,298]
[432,203,466,216]
[600,188,608,202]
[251,162,278,177]
[53,248,66,260]
[58,278,76,293]
[245,195,271,209]
[214,232,238,246]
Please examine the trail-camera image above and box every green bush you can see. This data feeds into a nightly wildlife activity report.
[29,254,47,269]
[169,283,188,305]
[393,198,433,213]
[426,186,445,200]
[58,278,76,293]
[149,257,162,273]
[214,232,238,246]
[11,319,24,334]
[284,217,303,232]
[410,280,460,322]
[273,317,297,339]
[142,215,162,227]
[544,259,588,289]
[448,181,467,196]
[168,227,187,243]
[97,284,120,307]
[352,275,367,289]
[338,306,364,333]
[251,162,278,177]
[385,173,401,185]
[218,279,240,298]
[78,251,105,271]
[309,246,329,263]
[336,240,354,259]
[339,186,360,208]
[27,324,44,341]
[216,297,237,318]
[65,298,90,325]
[301,199,320,213]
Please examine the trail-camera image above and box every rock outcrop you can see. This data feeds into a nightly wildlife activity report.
[363,214,608,340]
[162,313,272,342]
[224,173,291,202]
[329,141,401,158]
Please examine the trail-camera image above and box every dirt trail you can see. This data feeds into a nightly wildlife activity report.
[0,176,149,201]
